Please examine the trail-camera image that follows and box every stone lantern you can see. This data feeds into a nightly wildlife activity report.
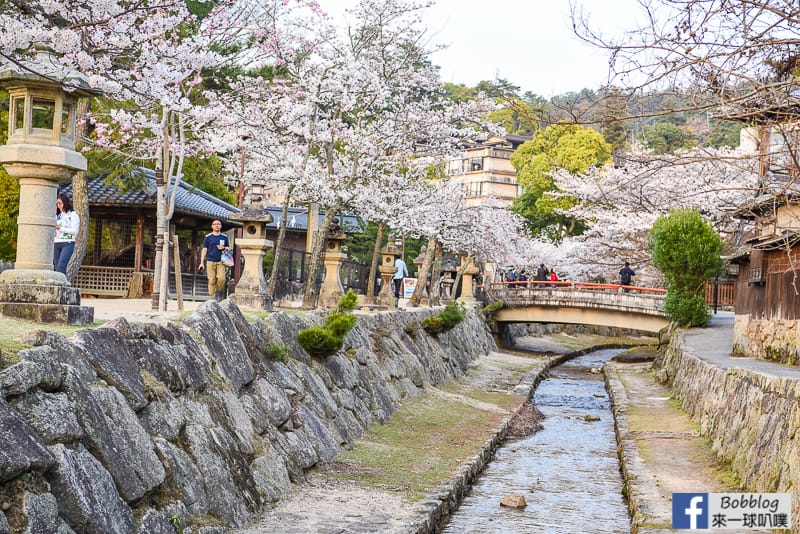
[319,219,348,308]
[376,242,400,307]
[0,52,100,324]
[457,255,480,307]
[230,208,274,310]
[439,260,457,302]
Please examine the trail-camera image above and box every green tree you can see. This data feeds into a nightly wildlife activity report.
[510,122,611,241]
[704,120,744,148]
[642,122,697,154]
[649,209,723,326]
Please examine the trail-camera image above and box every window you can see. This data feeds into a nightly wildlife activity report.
[31,98,55,130]
[13,97,24,131]
[470,157,483,172]
[463,182,484,197]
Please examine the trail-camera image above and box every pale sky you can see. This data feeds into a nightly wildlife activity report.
[321,0,643,97]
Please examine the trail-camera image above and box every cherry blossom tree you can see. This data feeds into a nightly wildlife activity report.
[215,0,499,308]
[548,146,760,285]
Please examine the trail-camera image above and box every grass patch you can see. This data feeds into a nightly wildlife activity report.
[0,316,99,358]
[328,394,504,500]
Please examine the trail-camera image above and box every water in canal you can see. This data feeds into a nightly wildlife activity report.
[441,348,630,534]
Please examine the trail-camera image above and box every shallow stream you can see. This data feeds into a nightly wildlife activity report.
[441,348,630,533]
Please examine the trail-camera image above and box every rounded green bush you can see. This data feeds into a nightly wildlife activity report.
[665,291,710,327]
[421,316,445,335]
[324,312,358,337]
[297,326,343,358]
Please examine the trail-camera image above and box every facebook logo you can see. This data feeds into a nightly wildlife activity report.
[673,493,709,529]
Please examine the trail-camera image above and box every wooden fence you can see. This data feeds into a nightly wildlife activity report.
[705,279,736,308]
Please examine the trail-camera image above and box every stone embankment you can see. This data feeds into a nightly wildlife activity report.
[660,326,800,532]
[0,301,495,533]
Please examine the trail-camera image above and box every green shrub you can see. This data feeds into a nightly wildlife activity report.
[325,312,357,337]
[297,291,359,358]
[421,302,465,336]
[420,316,445,335]
[665,291,710,327]
[264,343,290,363]
[338,289,358,312]
[297,326,343,358]
[481,301,504,316]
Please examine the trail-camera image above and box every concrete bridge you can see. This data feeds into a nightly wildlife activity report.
[482,281,669,333]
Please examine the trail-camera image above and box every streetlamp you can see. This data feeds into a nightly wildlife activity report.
[0,51,100,324]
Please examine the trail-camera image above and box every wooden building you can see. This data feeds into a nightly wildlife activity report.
[730,125,800,364]
[60,170,241,300]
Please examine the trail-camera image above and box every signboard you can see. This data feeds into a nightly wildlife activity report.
[402,277,417,299]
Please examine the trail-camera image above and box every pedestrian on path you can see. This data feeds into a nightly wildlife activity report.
[54,193,80,275]
[619,261,635,292]
[393,256,409,299]
[198,219,230,301]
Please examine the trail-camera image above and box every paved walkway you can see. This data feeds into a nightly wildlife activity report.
[84,297,203,321]
[682,311,800,379]
[608,311,789,533]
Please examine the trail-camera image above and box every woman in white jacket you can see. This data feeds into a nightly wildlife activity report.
[54,193,80,275]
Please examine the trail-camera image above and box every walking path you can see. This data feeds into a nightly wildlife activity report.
[608,312,786,533]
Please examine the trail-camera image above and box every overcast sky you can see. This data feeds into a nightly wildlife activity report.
[321,0,643,97]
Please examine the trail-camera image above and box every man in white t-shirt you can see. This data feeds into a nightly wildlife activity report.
[393,257,409,299]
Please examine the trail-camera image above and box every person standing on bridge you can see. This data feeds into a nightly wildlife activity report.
[619,262,635,292]
[535,263,548,288]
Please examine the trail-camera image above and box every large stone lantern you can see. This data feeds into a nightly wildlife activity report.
[439,260,457,303]
[0,53,100,324]
[376,242,400,307]
[457,255,480,307]
[319,219,348,308]
[230,208,274,311]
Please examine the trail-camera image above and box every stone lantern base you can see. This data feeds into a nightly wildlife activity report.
[231,293,273,312]
[0,271,93,325]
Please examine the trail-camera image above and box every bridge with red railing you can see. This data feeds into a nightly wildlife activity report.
[482,280,669,333]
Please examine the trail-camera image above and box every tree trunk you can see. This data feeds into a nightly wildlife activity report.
[408,234,437,307]
[366,222,385,305]
[429,240,443,307]
[66,99,91,283]
[302,201,342,308]
[267,183,295,298]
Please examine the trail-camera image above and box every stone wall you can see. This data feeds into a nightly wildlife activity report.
[0,301,496,533]
[661,330,800,531]
[733,314,800,365]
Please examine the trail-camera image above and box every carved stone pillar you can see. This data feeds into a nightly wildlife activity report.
[0,54,100,324]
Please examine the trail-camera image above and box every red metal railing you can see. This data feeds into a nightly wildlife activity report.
[487,280,667,294]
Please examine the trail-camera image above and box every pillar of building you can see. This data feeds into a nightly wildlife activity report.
[229,209,274,310]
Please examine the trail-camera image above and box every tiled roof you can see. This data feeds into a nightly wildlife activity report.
[60,169,241,224]
[260,206,364,233]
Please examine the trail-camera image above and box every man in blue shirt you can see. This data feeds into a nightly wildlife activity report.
[393,256,409,299]
[198,220,230,301]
